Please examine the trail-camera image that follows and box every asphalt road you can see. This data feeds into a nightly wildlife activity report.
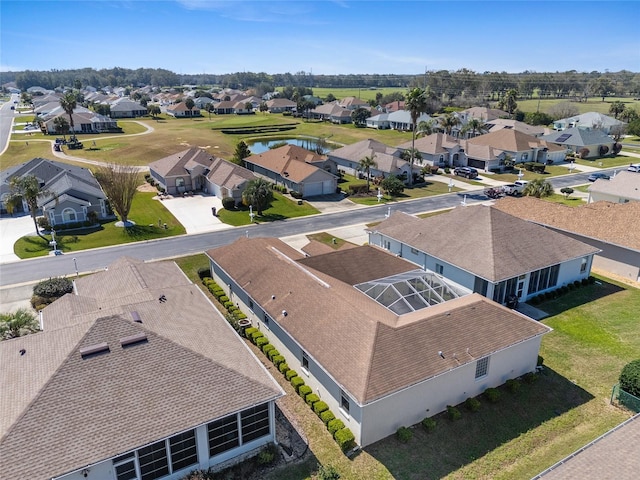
[0,168,621,288]
[0,93,19,155]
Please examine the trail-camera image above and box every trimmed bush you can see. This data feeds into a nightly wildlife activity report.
[262,344,275,355]
[285,369,298,381]
[223,301,234,310]
[574,280,581,288]
[33,277,73,299]
[316,464,340,480]
[298,385,312,399]
[219,295,229,303]
[244,326,257,338]
[523,372,538,384]
[255,337,269,349]
[222,197,236,210]
[335,428,356,452]
[396,426,413,443]
[250,331,264,343]
[278,362,289,374]
[320,410,336,425]
[235,312,248,321]
[272,355,285,367]
[306,393,320,407]
[506,378,521,394]
[313,401,329,416]
[465,397,481,412]
[447,405,461,421]
[197,267,211,279]
[267,349,280,361]
[582,277,589,286]
[421,417,436,432]
[328,419,345,436]
[619,359,640,397]
[291,376,305,393]
[537,355,544,366]
[484,388,501,403]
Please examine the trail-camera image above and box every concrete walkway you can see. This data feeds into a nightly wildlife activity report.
[0,214,37,263]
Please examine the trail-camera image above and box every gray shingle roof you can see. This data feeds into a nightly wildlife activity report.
[540,127,614,147]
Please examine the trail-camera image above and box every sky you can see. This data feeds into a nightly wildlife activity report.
[1,0,639,75]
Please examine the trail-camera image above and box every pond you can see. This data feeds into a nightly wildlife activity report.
[247,137,339,155]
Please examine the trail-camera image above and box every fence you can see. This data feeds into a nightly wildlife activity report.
[610,383,640,413]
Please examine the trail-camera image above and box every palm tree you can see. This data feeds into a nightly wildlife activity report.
[185,97,195,117]
[609,101,625,119]
[401,148,422,165]
[417,119,436,137]
[59,91,77,135]
[0,308,39,339]
[7,175,54,240]
[405,87,429,185]
[439,113,461,135]
[522,178,553,198]
[358,154,377,192]
[461,117,484,138]
[242,178,274,215]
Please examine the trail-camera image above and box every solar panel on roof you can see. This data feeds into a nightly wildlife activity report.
[555,133,572,142]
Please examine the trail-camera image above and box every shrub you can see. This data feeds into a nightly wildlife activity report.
[588,275,596,284]
[37,216,51,231]
[258,449,275,465]
[320,410,336,425]
[272,355,285,367]
[537,355,544,367]
[506,378,521,393]
[267,349,280,361]
[579,147,590,159]
[447,405,462,421]
[581,277,589,286]
[313,401,329,416]
[244,327,258,338]
[335,428,356,452]
[619,359,640,397]
[222,197,236,210]
[465,397,481,412]
[484,388,501,403]
[285,369,298,381]
[523,372,538,384]
[348,184,368,195]
[223,301,234,310]
[298,385,312,399]
[316,464,341,480]
[306,393,320,407]
[219,295,229,303]
[328,419,345,436]
[255,337,269,349]
[249,331,264,343]
[290,190,303,199]
[278,362,289,374]
[396,426,413,443]
[197,267,211,279]
[262,344,275,355]
[421,417,436,432]
[33,277,73,299]
[235,312,247,321]
[291,376,305,393]
[574,280,581,288]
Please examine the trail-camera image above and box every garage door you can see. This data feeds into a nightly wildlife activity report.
[322,180,335,194]
[303,182,323,197]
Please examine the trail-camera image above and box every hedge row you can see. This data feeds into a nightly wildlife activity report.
[201,277,247,330]
[529,276,596,305]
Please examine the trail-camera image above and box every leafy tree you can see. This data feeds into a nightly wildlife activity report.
[232,141,251,165]
[523,178,553,198]
[590,77,614,102]
[627,119,640,137]
[259,101,268,114]
[498,88,518,115]
[296,99,315,120]
[53,116,70,140]
[7,175,54,239]
[93,103,111,116]
[242,178,273,215]
[405,87,429,185]
[325,93,336,103]
[619,359,640,397]
[620,107,639,123]
[524,112,554,126]
[381,175,405,197]
[609,101,625,119]
[560,187,574,198]
[185,97,195,116]
[351,107,370,127]
[147,104,161,119]
[59,91,77,134]
[0,308,39,340]
[244,101,253,112]
[549,101,579,120]
[94,164,140,225]
[358,154,377,192]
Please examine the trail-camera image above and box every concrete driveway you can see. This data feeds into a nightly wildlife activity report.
[0,214,37,263]
[158,193,231,234]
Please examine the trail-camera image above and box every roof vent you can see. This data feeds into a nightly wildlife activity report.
[282,310,288,317]
[19,349,26,356]
[120,332,148,347]
[80,342,110,358]
[131,311,142,323]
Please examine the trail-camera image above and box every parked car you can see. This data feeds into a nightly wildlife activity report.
[628,164,640,172]
[502,180,529,196]
[587,172,611,182]
[453,166,479,179]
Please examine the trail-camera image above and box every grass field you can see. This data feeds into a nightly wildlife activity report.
[173,253,639,480]
[217,192,319,226]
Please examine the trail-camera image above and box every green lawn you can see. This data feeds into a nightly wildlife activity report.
[172,255,639,480]
[489,165,571,182]
[517,96,640,116]
[14,192,185,258]
[540,193,588,207]
[217,192,319,226]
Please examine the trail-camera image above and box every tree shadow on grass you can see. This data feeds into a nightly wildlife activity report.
[257,213,287,222]
[364,367,594,480]
[535,278,626,317]
[19,236,50,254]
[121,224,164,240]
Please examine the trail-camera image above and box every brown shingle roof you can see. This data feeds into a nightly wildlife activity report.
[372,205,600,282]
[206,157,255,190]
[492,196,640,251]
[397,133,460,153]
[465,128,564,153]
[207,238,550,405]
[246,144,331,183]
[0,258,282,479]
[149,147,217,178]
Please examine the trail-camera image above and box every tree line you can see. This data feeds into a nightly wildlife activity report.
[2,68,639,100]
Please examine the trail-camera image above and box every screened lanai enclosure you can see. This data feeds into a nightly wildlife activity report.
[355,269,471,315]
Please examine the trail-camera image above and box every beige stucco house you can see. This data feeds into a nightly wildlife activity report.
[588,171,640,204]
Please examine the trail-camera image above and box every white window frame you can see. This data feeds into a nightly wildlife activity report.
[580,256,588,273]
[435,263,444,275]
[475,356,490,379]
[339,389,350,417]
[301,350,310,375]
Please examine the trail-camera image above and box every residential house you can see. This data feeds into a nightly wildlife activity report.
[540,127,615,158]
[109,98,147,118]
[493,197,640,283]
[149,147,256,200]
[32,93,61,109]
[366,112,391,129]
[266,98,296,113]
[484,118,545,137]
[311,102,352,123]
[194,96,215,110]
[384,100,405,112]
[328,139,412,180]
[166,102,201,117]
[587,171,640,204]
[456,107,509,124]
[302,94,323,106]
[368,206,600,305]
[0,257,283,480]
[338,96,369,110]
[387,110,432,131]
[397,133,463,167]
[243,145,337,197]
[39,106,119,134]
[206,237,551,447]
[463,129,566,171]
[553,112,625,135]
[0,157,110,225]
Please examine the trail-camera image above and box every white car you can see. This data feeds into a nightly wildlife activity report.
[628,164,640,172]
